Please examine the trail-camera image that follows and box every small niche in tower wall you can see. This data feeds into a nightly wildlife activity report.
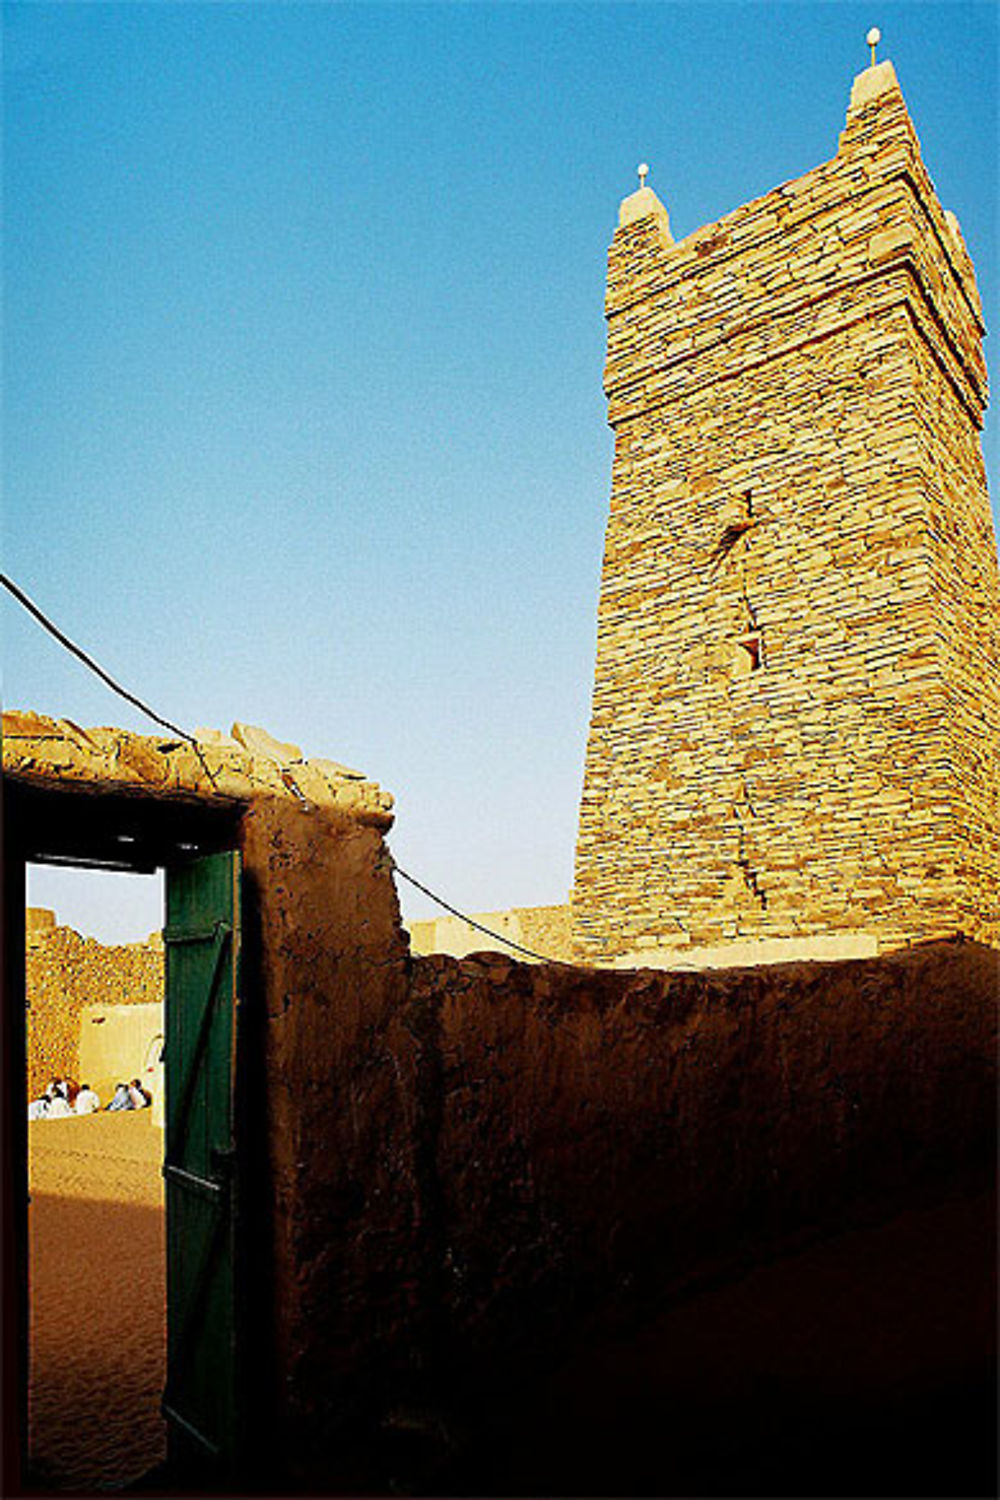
[732,633,763,676]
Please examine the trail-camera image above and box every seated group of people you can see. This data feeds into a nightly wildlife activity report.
[107,1079,153,1112]
[27,1075,152,1120]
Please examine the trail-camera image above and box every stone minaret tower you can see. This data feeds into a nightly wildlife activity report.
[572,58,998,967]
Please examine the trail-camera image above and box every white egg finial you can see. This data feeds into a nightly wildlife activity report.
[866,27,881,66]
[637,162,650,190]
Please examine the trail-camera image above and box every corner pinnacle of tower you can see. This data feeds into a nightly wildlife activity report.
[845,25,903,114]
[617,162,673,241]
[848,57,901,114]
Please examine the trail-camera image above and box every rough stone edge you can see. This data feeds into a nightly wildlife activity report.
[1,711,395,831]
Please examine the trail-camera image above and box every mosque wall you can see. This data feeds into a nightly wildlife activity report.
[407,902,574,962]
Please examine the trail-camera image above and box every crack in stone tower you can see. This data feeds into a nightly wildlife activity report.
[571,56,999,970]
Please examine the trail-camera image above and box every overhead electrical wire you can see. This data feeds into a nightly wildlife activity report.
[2,569,570,966]
[392,864,564,965]
[1,572,197,746]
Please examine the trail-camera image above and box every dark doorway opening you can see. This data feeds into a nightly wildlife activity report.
[3,778,242,1496]
[25,863,167,1491]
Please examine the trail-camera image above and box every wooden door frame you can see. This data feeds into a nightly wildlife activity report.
[0,775,243,1496]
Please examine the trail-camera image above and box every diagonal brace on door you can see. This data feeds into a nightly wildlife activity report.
[164,920,232,1174]
[161,1192,230,1451]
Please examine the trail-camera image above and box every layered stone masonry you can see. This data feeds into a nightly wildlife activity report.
[25,913,163,1100]
[573,61,999,963]
[2,710,395,827]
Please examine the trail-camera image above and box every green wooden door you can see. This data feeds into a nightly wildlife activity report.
[162,849,241,1468]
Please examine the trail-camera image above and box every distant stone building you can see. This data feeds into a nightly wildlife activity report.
[25,909,163,1102]
[572,58,999,967]
[408,904,573,963]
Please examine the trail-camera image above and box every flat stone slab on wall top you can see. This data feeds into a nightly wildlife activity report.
[2,710,394,828]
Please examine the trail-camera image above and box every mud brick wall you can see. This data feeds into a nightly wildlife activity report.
[25,920,163,1100]
[387,938,996,1494]
[239,797,413,1487]
[572,61,999,963]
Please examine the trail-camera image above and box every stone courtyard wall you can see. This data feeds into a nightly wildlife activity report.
[572,60,999,963]
[25,913,163,1101]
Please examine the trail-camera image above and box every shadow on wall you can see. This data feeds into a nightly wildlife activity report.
[457,1185,997,1499]
[293,938,997,1500]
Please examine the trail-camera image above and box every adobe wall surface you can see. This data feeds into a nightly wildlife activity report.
[78,1001,165,1115]
[486,1182,996,1498]
[311,936,995,1496]
[25,918,163,1101]
[573,61,999,963]
[238,796,412,1482]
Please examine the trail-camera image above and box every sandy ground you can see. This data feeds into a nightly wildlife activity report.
[28,1111,167,1492]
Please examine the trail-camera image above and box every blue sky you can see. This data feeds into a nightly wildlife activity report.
[3,1,997,942]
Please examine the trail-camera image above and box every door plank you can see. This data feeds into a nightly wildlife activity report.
[163,851,240,1468]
